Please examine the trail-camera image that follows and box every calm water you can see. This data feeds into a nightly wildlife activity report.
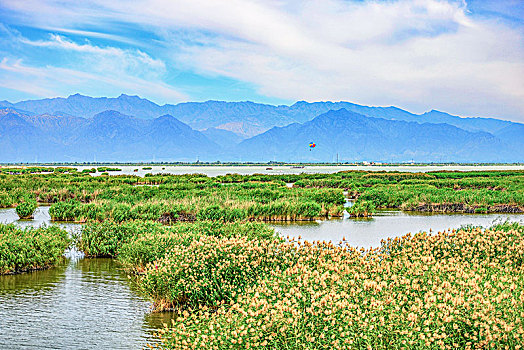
[1,206,523,348]
[0,259,173,349]
[64,164,524,177]
[0,207,173,349]
[273,210,524,248]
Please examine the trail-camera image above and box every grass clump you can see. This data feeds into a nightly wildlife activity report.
[139,235,289,311]
[347,200,375,217]
[49,200,80,221]
[15,199,37,219]
[0,224,70,274]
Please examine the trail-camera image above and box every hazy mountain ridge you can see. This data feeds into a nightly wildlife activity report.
[5,94,519,138]
[231,109,522,163]
[0,109,219,162]
[1,94,523,162]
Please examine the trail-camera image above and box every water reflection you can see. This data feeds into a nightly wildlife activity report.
[0,207,169,349]
[273,211,524,248]
[0,258,162,349]
[0,261,68,294]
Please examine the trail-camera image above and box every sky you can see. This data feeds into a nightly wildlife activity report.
[0,0,523,122]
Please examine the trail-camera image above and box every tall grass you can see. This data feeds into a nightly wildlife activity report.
[0,224,70,274]
[155,224,524,349]
[15,199,37,219]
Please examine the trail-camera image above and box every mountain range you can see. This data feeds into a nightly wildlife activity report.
[0,94,522,162]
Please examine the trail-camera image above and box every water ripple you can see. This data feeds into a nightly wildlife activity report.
[0,258,166,349]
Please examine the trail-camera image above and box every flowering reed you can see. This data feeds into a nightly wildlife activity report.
[154,224,524,349]
[139,235,290,311]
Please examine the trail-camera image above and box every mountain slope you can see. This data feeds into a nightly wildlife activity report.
[0,111,64,162]
[202,128,245,148]
[0,109,220,162]
[8,94,521,138]
[232,109,521,163]
[144,115,218,160]
[494,124,524,153]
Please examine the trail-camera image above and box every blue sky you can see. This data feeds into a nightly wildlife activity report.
[0,0,523,122]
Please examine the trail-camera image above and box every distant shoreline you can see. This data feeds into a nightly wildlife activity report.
[1,162,523,167]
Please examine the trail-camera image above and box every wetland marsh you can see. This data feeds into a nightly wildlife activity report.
[0,168,522,349]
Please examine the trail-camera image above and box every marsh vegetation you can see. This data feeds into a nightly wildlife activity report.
[0,169,522,348]
[0,224,70,274]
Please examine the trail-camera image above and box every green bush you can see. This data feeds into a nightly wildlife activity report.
[0,224,70,274]
[49,200,80,221]
[15,200,37,219]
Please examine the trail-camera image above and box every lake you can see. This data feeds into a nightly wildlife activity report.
[64,164,524,177]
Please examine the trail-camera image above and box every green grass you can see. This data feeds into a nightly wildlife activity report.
[15,199,37,219]
[0,224,70,274]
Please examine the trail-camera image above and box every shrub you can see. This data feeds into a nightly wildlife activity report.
[0,224,70,274]
[15,200,37,219]
[139,236,293,310]
[49,200,80,221]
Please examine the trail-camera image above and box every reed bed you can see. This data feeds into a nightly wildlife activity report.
[0,224,70,274]
[153,223,524,349]
[139,235,289,311]
[1,170,521,216]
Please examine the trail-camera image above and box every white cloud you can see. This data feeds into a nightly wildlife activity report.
[0,27,186,102]
[1,0,523,121]
[0,57,187,102]
[21,34,166,77]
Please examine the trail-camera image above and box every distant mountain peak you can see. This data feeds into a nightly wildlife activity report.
[67,93,88,99]
[423,109,452,116]
[313,108,365,120]
[118,93,142,100]
[291,100,308,106]
[92,110,131,121]
[155,114,185,125]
